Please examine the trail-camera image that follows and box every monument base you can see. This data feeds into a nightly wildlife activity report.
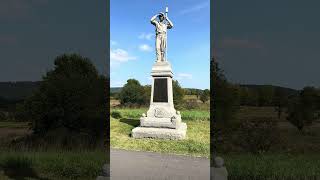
[132,123,187,140]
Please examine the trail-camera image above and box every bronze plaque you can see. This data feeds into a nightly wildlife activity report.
[153,78,168,102]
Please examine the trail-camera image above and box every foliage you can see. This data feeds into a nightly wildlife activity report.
[200,89,210,103]
[257,85,275,106]
[111,111,122,119]
[173,80,185,107]
[24,54,107,145]
[273,87,289,119]
[211,60,240,127]
[237,117,279,154]
[118,79,147,106]
[287,87,318,131]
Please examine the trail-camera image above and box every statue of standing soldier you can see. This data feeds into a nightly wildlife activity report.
[150,7,174,62]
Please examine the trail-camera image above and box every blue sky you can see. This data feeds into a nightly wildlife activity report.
[215,0,320,90]
[110,0,210,89]
[0,0,107,81]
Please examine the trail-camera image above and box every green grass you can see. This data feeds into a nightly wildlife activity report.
[0,150,107,180]
[111,108,210,121]
[221,153,320,180]
[0,121,29,128]
[110,108,210,157]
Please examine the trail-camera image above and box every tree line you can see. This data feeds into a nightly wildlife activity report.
[212,58,320,131]
[113,79,210,108]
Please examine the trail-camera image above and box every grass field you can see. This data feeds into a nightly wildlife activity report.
[223,153,320,180]
[230,106,320,153]
[217,106,320,179]
[0,122,107,180]
[110,108,210,157]
[0,151,107,180]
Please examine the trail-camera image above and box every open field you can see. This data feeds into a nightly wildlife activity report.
[217,106,320,179]
[110,108,210,157]
[217,106,320,153]
[223,153,320,180]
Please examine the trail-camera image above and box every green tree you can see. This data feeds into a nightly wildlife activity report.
[258,85,274,106]
[24,54,107,141]
[211,59,240,127]
[287,87,317,131]
[273,88,288,119]
[173,80,185,107]
[200,89,210,103]
[118,79,147,106]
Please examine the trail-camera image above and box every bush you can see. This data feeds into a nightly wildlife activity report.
[23,54,107,147]
[111,111,122,119]
[182,100,199,109]
[237,117,279,154]
[287,87,318,131]
[118,79,148,106]
[200,89,210,103]
[173,80,185,107]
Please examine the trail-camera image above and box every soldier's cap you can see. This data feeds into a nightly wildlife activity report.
[159,12,165,17]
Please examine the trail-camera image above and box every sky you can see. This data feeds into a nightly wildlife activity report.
[110,0,210,89]
[0,0,107,81]
[215,0,320,90]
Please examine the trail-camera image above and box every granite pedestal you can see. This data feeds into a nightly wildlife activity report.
[132,61,187,140]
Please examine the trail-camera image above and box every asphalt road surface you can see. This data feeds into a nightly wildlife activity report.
[110,149,210,180]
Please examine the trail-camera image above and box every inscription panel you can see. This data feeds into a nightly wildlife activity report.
[153,78,168,102]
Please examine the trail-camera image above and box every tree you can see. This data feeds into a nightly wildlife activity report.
[273,88,288,119]
[118,79,147,106]
[172,80,185,107]
[200,89,210,103]
[211,59,240,127]
[258,85,274,106]
[24,54,107,141]
[287,87,317,131]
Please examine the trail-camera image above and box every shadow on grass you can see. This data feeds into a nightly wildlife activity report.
[120,118,140,127]
[1,156,50,180]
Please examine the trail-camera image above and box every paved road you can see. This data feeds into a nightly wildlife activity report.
[110,149,210,180]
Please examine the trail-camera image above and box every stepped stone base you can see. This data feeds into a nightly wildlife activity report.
[132,123,187,140]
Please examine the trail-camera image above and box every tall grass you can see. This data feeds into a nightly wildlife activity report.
[222,153,320,180]
[0,151,107,180]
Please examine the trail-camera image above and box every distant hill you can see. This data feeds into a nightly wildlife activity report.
[110,87,122,93]
[110,87,206,94]
[0,82,299,101]
[240,84,298,95]
[0,81,40,101]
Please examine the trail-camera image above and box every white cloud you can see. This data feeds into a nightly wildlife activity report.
[138,33,154,40]
[139,44,152,52]
[177,73,193,80]
[179,1,209,15]
[110,48,136,68]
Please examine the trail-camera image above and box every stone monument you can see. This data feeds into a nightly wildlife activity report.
[132,7,187,140]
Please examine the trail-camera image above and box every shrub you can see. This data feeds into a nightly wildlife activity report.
[118,79,147,106]
[23,54,107,147]
[237,117,279,154]
[173,80,185,107]
[111,111,122,119]
[287,87,318,131]
[200,89,210,103]
[182,100,199,109]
